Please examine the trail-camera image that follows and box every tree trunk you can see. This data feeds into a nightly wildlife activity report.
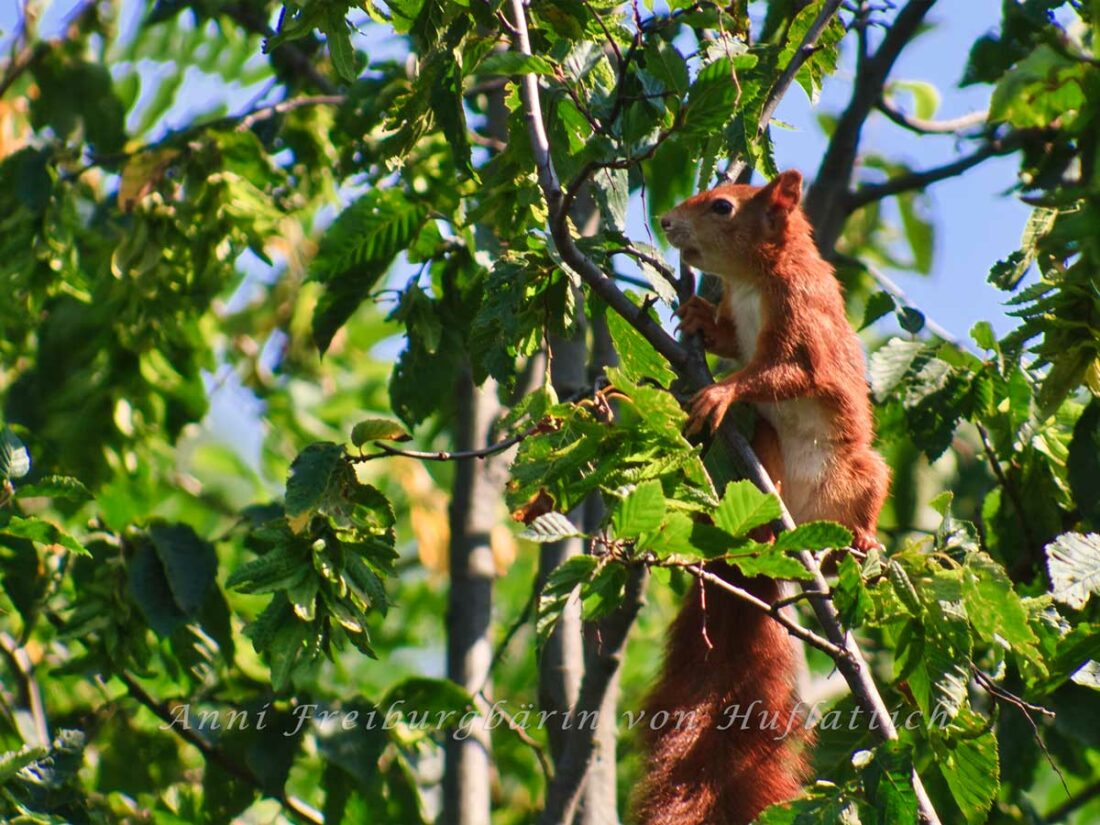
[443,369,502,825]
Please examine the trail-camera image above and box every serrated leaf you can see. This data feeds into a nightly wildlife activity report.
[862,741,918,825]
[350,418,411,446]
[1,515,87,555]
[149,523,217,616]
[605,306,676,388]
[0,427,30,481]
[612,480,666,539]
[936,724,999,823]
[835,554,870,627]
[15,474,92,501]
[728,547,814,580]
[519,512,587,543]
[869,338,927,401]
[713,480,782,537]
[773,521,853,553]
[962,553,1041,662]
[1046,532,1100,609]
[285,442,346,520]
[860,291,896,330]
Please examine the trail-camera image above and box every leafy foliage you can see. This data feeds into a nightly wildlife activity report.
[1,1,1099,823]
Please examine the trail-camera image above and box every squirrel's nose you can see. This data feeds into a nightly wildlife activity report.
[660,215,672,231]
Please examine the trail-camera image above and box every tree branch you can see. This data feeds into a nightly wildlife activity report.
[536,565,648,825]
[876,97,988,135]
[845,133,1023,212]
[117,672,323,825]
[352,421,547,463]
[0,632,49,747]
[675,564,845,658]
[805,0,938,250]
[509,3,943,823]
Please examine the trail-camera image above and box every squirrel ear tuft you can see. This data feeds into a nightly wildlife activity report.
[764,170,803,213]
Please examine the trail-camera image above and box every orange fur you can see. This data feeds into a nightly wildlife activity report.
[637,171,890,824]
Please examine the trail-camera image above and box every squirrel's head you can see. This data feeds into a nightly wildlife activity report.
[660,170,807,279]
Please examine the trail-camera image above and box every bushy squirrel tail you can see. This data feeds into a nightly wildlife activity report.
[634,567,811,825]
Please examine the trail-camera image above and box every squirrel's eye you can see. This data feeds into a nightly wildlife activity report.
[710,199,734,216]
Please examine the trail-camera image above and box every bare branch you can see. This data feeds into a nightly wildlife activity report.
[235,94,346,131]
[876,97,988,135]
[845,133,1023,212]
[352,422,547,464]
[805,0,938,250]
[676,565,846,658]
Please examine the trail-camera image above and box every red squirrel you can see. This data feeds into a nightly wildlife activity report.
[634,170,889,825]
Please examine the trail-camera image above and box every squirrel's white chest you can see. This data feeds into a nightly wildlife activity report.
[722,280,764,361]
[721,280,834,517]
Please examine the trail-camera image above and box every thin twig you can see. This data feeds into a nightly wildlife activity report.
[973,668,1068,800]
[352,422,546,463]
[681,565,846,658]
[235,94,346,131]
[117,672,323,825]
[876,97,988,134]
[476,688,555,782]
[0,632,49,746]
[1045,778,1100,823]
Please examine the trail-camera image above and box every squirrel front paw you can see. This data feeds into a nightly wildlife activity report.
[685,383,737,436]
[675,296,720,346]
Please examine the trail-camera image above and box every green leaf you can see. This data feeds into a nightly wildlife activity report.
[1046,532,1100,610]
[129,541,188,636]
[889,79,941,119]
[320,9,359,82]
[682,57,737,136]
[537,555,598,645]
[935,723,999,823]
[896,190,934,274]
[728,547,814,581]
[14,474,91,501]
[835,555,870,627]
[0,426,30,481]
[643,38,689,96]
[713,480,782,537]
[611,480,666,539]
[149,523,217,616]
[605,306,677,388]
[773,521,853,553]
[381,677,473,721]
[285,442,346,520]
[519,512,587,543]
[869,338,926,401]
[860,291,896,330]
[477,52,556,76]
[350,418,411,447]
[862,741,918,825]
[310,190,428,353]
[1,515,87,555]
[989,45,1085,129]
[969,321,998,352]
[896,306,926,334]
[961,553,1041,662]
